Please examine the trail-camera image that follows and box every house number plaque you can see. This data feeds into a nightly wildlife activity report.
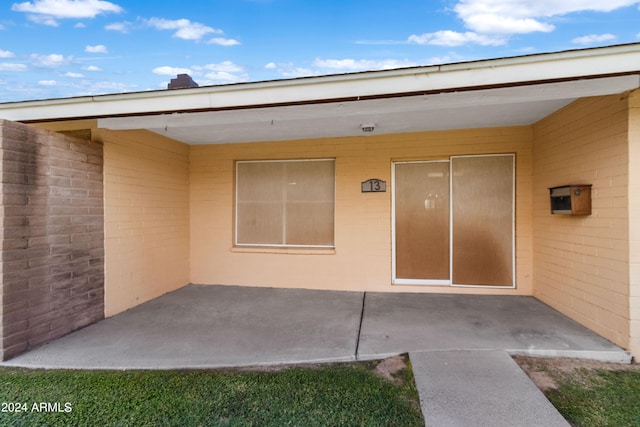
[361,179,386,193]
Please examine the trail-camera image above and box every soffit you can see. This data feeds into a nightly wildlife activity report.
[98,75,639,145]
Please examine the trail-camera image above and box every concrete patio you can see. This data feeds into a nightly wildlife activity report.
[2,284,630,426]
[3,284,629,369]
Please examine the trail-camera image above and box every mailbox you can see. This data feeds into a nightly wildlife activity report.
[549,185,592,215]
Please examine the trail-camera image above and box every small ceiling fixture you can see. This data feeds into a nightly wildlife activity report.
[361,123,376,132]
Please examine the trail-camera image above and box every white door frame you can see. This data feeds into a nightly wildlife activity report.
[392,154,515,288]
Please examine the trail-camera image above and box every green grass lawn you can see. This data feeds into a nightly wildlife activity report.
[546,369,640,427]
[515,356,640,427]
[0,356,424,427]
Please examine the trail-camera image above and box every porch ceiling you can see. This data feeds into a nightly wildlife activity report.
[98,75,639,145]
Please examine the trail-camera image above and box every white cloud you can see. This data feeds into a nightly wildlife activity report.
[268,59,413,78]
[408,30,507,46]
[12,0,123,26]
[207,37,241,46]
[75,22,86,28]
[74,80,137,95]
[105,21,131,33]
[572,33,617,45]
[277,67,317,78]
[202,71,248,83]
[0,49,15,58]
[64,71,83,78]
[26,13,59,26]
[269,55,462,80]
[152,66,192,76]
[30,53,69,67]
[85,44,108,53]
[38,79,57,86]
[262,62,313,77]
[0,63,27,71]
[312,58,372,70]
[462,15,554,34]
[11,0,123,18]
[83,65,102,71]
[191,61,248,84]
[195,61,244,73]
[426,56,456,65]
[401,0,640,48]
[153,62,249,86]
[453,0,640,35]
[313,58,420,71]
[144,18,221,41]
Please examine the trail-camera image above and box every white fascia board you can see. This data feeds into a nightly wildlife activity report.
[1,43,640,122]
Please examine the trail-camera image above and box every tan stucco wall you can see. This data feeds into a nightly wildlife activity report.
[190,126,534,295]
[629,89,640,357]
[532,94,631,351]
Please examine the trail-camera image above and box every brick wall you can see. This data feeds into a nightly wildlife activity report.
[0,119,104,360]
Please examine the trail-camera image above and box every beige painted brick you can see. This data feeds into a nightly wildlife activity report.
[102,129,190,317]
[533,94,632,352]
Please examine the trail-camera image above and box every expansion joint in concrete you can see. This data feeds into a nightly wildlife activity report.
[355,292,366,360]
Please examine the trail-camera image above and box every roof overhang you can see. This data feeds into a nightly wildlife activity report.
[99,75,639,144]
[1,43,639,145]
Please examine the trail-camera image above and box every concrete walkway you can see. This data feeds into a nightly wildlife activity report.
[411,350,569,426]
[3,284,630,425]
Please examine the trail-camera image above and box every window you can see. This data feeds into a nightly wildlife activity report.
[235,159,335,247]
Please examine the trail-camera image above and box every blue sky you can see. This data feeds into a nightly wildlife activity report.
[1,0,640,102]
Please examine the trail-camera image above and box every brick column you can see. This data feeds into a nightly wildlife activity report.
[0,119,105,360]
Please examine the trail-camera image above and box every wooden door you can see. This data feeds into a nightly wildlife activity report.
[393,155,514,287]
[451,155,514,286]
[393,161,450,283]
